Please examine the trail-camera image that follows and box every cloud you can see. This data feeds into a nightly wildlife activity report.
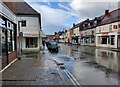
[28,0,118,34]
[70,0,118,18]
[58,3,71,11]
[29,3,76,34]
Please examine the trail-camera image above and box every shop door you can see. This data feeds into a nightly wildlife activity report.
[1,28,8,68]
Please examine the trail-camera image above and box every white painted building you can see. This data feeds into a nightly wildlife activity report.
[96,9,120,48]
[4,2,42,52]
[17,15,41,52]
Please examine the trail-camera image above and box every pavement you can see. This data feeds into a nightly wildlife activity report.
[1,49,74,86]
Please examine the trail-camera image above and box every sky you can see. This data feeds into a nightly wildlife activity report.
[25,0,119,35]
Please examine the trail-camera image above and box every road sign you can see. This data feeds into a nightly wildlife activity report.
[19,32,23,37]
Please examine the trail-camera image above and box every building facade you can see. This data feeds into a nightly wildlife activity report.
[96,9,120,48]
[0,1,17,69]
[4,2,41,52]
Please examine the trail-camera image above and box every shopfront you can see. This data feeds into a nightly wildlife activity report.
[0,17,17,69]
[96,32,118,48]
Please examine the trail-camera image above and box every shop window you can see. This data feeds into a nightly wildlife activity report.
[101,36,107,44]
[0,28,2,57]
[26,37,38,48]
[8,30,13,52]
[2,29,6,56]
[110,35,115,45]
[8,22,11,28]
[21,20,26,27]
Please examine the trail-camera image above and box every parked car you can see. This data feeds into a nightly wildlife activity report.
[47,41,59,52]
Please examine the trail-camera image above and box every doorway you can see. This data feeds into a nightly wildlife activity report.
[1,28,8,68]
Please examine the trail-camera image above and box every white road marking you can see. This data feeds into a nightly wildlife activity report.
[64,70,76,85]
[64,69,81,87]
[0,59,17,73]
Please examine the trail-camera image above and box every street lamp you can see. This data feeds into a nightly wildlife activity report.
[18,21,23,60]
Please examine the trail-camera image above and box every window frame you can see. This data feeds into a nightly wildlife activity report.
[21,20,26,27]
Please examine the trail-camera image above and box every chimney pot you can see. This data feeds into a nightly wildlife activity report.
[105,10,109,15]
[73,23,75,27]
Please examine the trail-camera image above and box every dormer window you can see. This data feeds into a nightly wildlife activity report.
[88,23,90,26]
[94,20,97,24]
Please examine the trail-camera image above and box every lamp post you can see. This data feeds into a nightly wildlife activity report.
[18,21,23,60]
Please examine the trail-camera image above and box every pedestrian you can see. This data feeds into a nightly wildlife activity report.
[42,39,45,50]
[105,68,111,77]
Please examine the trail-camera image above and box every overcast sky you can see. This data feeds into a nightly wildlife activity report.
[26,0,119,35]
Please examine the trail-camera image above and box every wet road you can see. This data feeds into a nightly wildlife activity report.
[49,43,119,86]
[2,43,119,86]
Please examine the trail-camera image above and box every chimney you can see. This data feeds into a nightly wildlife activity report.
[73,23,75,27]
[105,10,109,15]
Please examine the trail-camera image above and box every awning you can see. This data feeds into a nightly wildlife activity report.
[40,30,46,38]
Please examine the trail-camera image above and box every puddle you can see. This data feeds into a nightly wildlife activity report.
[57,55,76,62]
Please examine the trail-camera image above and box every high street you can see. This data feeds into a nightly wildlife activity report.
[1,43,119,87]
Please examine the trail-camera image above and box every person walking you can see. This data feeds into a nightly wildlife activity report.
[42,39,46,50]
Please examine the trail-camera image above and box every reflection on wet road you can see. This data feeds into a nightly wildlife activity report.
[50,43,119,85]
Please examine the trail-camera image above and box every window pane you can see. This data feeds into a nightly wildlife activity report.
[26,37,38,48]
[111,35,115,45]
[21,20,26,27]
[8,30,12,52]
[0,28,2,58]
[2,29,6,57]
[101,36,107,44]
[12,31,15,51]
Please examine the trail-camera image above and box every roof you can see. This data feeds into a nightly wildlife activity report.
[100,8,120,25]
[3,1,39,15]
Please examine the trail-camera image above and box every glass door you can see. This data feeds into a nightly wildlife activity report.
[1,28,8,68]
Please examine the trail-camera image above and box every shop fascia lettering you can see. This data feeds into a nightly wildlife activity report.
[0,18,5,28]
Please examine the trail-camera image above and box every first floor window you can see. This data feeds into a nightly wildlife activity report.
[21,20,26,27]
[26,37,38,48]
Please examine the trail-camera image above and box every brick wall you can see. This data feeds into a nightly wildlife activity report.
[8,51,17,64]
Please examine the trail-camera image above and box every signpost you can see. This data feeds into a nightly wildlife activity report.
[18,21,23,60]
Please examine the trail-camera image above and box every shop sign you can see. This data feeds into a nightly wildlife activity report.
[102,32,108,36]
[24,33,39,37]
[19,32,23,37]
[0,18,5,27]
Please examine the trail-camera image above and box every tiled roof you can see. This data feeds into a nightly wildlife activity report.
[100,8,120,25]
[3,1,39,15]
